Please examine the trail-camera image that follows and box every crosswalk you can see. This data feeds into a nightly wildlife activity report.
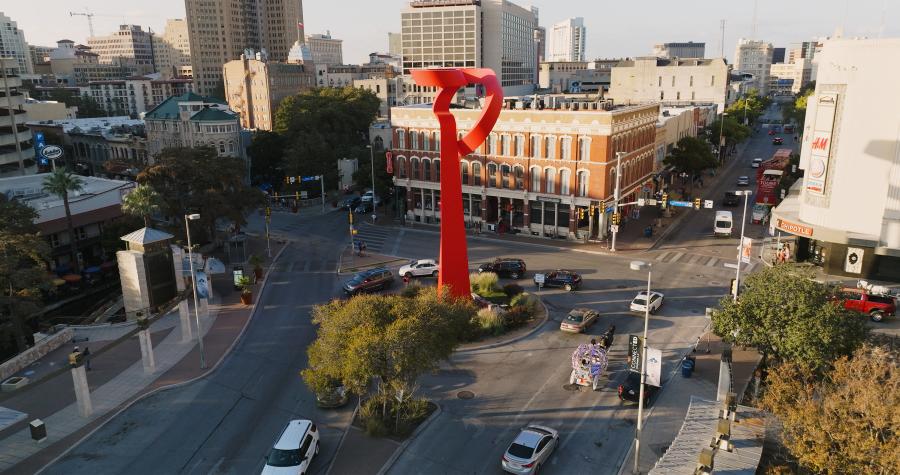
[652,249,760,273]
[353,223,394,254]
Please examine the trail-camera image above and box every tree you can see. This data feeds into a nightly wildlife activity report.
[0,195,49,353]
[708,116,751,148]
[302,289,475,409]
[353,149,393,199]
[726,92,768,125]
[663,136,718,188]
[121,184,161,228]
[42,169,85,272]
[711,265,867,368]
[46,89,106,118]
[782,82,815,130]
[274,87,381,190]
[247,130,285,186]
[762,344,900,474]
[137,146,265,240]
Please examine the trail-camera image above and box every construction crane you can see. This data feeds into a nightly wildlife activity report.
[69,10,96,38]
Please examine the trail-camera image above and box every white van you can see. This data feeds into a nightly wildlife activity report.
[714,211,733,237]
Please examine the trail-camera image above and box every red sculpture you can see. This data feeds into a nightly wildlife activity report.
[410,68,503,298]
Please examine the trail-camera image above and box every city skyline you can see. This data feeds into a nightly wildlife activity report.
[5,0,897,65]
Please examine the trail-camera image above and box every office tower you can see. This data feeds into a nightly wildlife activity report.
[547,17,586,62]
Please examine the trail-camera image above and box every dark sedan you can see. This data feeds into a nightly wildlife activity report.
[534,270,582,291]
[618,371,659,405]
[343,196,362,210]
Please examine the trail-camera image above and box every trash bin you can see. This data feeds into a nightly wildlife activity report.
[30,419,46,442]
[644,226,653,238]
[681,356,696,378]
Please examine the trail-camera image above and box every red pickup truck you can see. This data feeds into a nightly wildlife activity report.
[838,288,896,322]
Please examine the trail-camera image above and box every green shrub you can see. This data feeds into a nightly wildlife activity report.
[511,292,539,312]
[476,307,504,335]
[502,283,524,297]
[503,305,533,329]
[400,283,423,298]
[360,397,390,437]
[470,272,499,294]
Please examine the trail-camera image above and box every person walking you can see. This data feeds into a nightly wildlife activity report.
[83,346,92,371]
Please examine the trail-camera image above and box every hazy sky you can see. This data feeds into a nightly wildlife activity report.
[5,0,898,63]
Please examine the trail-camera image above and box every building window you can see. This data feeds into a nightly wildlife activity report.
[660,91,664,100]
[472,161,482,186]
[502,134,511,156]
[434,159,440,181]
[658,76,662,87]
[560,137,571,161]
[577,170,588,197]
[671,76,675,87]
[689,75,694,87]
[531,135,540,158]
[398,130,406,149]
[501,164,511,188]
[530,166,541,192]
[676,91,681,100]
[397,157,407,178]
[545,168,556,194]
[423,132,430,151]
[545,136,556,159]
[219,141,225,153]
[461,161,469,185]
[711,76,715,86]
[411,157,420,179]
[559,169,571,195]
[423,158,431,181]
[515,135,524,156]
[577,138,590,161]
[487,163,498,187]
[410,131,418,150]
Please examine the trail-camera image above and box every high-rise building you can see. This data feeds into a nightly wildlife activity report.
[223,52,315,130]
[652,42,705,59]
[609,57,730,112]
[400,0,536,95]
[788,41,820,63]
[29,45,54,67]
[0,58,33,176]
[547,17,586,62]
[305,32,343,66]
[768,59,812,95]
[388,32,402,56]
[185,0,305,96]
[153,19,192,78]
[733,38,773,95]
[0,12,34,74]
[531,6,545,84]
[87,25,156,75]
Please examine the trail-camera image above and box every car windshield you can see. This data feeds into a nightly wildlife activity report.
[507,443,535,459]
[716,220,730,228]
[633,297,647,305]
[266,448,302,467]
[566,312,584,323]
[348,275,366,284]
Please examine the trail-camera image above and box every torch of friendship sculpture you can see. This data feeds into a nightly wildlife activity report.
[410,68,503,298]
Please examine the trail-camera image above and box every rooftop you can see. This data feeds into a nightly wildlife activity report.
[616,57,723,68]
[0,174,132,215]
[144,92,229,121]
[26,116,143,134]
[120,227,174,245]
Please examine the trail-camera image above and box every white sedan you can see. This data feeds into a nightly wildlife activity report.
[630,291,664,314]
[398,259,439,278]
[737,176,750,186]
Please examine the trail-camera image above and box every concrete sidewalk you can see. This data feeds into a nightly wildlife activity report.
[0,237,285,474]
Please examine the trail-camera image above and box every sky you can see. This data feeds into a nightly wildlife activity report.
[4,0,898,64]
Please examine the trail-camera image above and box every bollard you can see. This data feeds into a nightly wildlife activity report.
[30,419,46,442]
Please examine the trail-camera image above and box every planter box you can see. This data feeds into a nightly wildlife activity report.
[1,376,30,392]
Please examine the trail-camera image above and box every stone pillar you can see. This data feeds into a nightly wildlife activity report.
[138,329,156,373]
[523,194,530,227]
[717,345,733,402]
[71,366,92,417]
[178,300,193,342]
[171,244,185,291]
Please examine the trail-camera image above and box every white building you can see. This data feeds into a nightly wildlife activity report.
[87,25,156,75]
[768,59,813,95]
[305,32,343,66]
[771,38,900,280]
[80,75,194,117]
[609,57,730,112]
[652,42,705,59]
[153,19,193,78]
[547,17,586,62]
[0,12,33,74]
[733,38,773,95]
[0,58,34,176]
[400,0,536,96]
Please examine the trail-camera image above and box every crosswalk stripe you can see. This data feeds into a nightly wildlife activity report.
[705,257,719,267]
[687,254,704,265]
[655,251,671,261]
[667,252,684,263]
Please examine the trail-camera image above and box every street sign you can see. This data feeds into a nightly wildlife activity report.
[534,273,545,288]
[610,225,619,233]
[638,198,645,207]
[644,199,657,206]
[704,200,714,209]
[669,200,693,208]
[628,335,642,373]
[723,262,740,269]
[741,237,753,264]
[40,145,63,160]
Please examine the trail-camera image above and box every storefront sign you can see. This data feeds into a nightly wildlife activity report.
[777,218,814,237]
[536,196,561,203]
[628,335,642,373]
[805,92,838,196]
[845,247,864,274]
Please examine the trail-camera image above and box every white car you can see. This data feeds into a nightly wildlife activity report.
[751,158,763,168]
[262,420,319,475]
[361,191,381,206]
[399,259,438,278]
[630,291,664,314]
[736,176,750,186]
[501,425,559,474]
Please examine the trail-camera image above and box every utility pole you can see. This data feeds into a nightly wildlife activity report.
[610,151,625,252]
[733,191,752,301]
[0,60,25,175]
[367,145,377,222]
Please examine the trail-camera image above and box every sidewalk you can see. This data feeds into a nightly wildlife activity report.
[0,236,285,474]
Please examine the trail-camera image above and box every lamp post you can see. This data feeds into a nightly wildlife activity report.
[366,145,376,222]
[184,213,207,369]
[629,260,652,474]
[733,190,752,301]
[610,151,625,252]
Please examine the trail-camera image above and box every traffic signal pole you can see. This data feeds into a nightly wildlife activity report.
[610,152,625,252]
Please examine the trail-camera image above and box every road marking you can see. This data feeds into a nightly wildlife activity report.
[303,260,311,272]
[655,251,671,262]
[687,254,703,265]
[705,257,719,267]
[668,252,684,263]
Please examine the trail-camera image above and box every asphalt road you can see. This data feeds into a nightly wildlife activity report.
[45,211,355,475]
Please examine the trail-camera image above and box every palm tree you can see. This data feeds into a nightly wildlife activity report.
[42,169,85,272]
[122,184,161,228]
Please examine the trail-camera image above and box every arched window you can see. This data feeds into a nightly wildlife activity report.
[434,159,440,181]
[530,166,541,192]
[577,138,590,161]
[488,134,498,155]
[502,134,511,156]
[545,136,556,159]
[531,135,540,158]
[218,141,226,153]
[460,161,469,185]
[559,169,571,195]
[472,161,482,186]
[411,157,420,179]
[514,165,525,190]
[486,163,498,187]
[545,168,556,194]
[434,132,439,151]
[397,156,407,178]
[397,130,406,149]
[560,137,571,160]
[577,170,589,197]
[500,164,511,189]
[515,135,524,156]
[422,158,432,181]
[411,131,419,150]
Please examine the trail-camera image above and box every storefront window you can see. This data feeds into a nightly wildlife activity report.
[471,196,482,217]
[556,204,570,229]
[543,203,556,227]
[530,201,543,225]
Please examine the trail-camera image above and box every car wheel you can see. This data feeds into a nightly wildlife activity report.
[405,272,413,278]
[564,284,573,292]
[315,442,319,455]
[510,272,520,279]
[870,310,885,322]
[432,270,438,277]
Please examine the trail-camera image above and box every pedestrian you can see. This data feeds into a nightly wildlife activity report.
[783,244,791,263]
[360,241,367,256]
[83,346,92,371]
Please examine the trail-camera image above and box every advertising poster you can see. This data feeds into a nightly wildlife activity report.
[805,92,838,195]
[646,347,662,387]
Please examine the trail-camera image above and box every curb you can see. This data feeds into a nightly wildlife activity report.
[337,257,409,275]
[375,403,443,475]
[457,299,550,352]
[324,401,361,475]
[35,243,289,474]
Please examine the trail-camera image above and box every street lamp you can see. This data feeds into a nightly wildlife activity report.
[718,112,728,164]
[629,260,652,475]
[733,190,752,302]
[184,213,207,369]
[366,145,376,222]
[610,151,625,252]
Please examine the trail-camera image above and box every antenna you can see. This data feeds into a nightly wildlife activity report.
[720,19,726,58]
[69,10,96,38]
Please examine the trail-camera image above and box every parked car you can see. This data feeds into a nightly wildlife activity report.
[354,201,374,214]
[751,158,763,168]
[736,176,750,186]
[501,425,559,474]
[361,191,382,206]
[343,268,394,295]
[618,371,659,405]
[630,291,664,314]
[837,288,896,322]
[534,270,582,291]
[342,196,361,210]
[262,420,320,475]
[399,259,438,278]
[478,258,527,279]
[722,192,739,207]
[772,137,784,145]
[560,308,599,333]
[316,384,349,409]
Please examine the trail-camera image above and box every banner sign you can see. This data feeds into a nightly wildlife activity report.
[805,92,838,196]
[741,237,753,264]
[196,271,209,299]
[628,335,642,373]
[646,347,662,387]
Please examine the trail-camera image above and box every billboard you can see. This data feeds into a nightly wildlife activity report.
[805,92,838,195]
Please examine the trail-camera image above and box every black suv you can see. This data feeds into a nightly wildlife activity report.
[618,371,659,405]
[722,192,739,207]
[477,258,526,279]
[535,270,582,291]
[343,267,394,295]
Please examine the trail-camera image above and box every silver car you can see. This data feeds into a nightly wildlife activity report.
[501,425,559,474]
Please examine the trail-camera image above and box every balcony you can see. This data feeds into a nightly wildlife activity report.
[0,108,28,128]
[0,146,34,167]
[0,127,31,147]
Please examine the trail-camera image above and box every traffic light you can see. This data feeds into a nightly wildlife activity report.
[661,193,668,209]
[589,204,595,215]
[694,198,702,210]
[730,278,738,296]
[612,212,621,225]
[578,208,585,220]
